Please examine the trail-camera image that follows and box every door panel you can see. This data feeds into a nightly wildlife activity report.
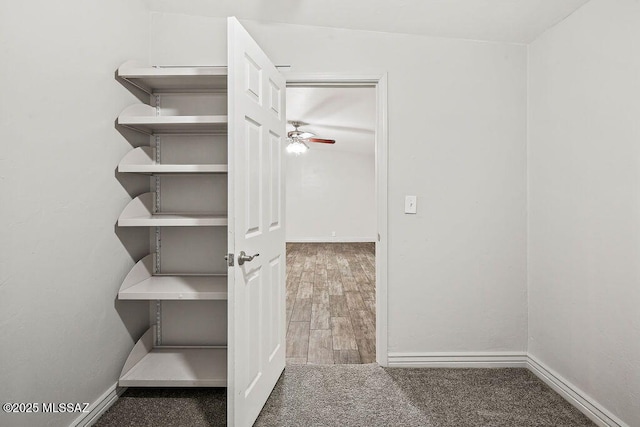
[245,118,262,238]
[268,256,283,360]
[269,132,282,230]
[227,17,287,427]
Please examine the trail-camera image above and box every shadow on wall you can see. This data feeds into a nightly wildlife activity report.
[114,298,150,342]
[115,69,149,104]
[112,72,155,342]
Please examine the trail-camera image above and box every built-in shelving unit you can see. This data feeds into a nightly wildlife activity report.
[118,193,227,227]
[117,60,227,93]
[117,104,227,135]
[120,277,227,300]
[116,62,229,388]
[119,327,227,387]
[119,255,227,300]
[119,147,228,174]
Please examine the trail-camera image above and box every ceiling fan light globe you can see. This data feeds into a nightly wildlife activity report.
[286,140,309,155]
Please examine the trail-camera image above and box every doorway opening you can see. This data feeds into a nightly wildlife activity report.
[283,75,388,366]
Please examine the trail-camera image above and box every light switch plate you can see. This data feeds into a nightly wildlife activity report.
[405,195,417,214]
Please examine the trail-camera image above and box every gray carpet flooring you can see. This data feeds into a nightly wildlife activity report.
[95,365,595,427]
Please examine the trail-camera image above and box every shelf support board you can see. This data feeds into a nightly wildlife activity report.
[121,123,154,136]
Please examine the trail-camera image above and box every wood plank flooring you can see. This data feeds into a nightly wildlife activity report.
[286,242,376,365]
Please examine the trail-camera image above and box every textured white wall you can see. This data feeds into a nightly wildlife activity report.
[528,1,640,425]
[149,13,528,354]
[0,1,150,426]
[286,149,376,242]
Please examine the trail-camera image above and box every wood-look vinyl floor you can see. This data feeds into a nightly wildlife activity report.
[286,242,376,365]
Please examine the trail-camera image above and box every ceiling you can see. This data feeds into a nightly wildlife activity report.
[287,86,376,154]
[148,0,590,44]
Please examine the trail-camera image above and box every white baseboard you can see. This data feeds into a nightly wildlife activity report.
[70,383,126,427]
[387,352,528,368]
[69,354,628,427]
[286,237,376,243]
[526,355,628,427]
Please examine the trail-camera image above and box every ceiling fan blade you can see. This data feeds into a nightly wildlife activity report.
[308,138,336,144]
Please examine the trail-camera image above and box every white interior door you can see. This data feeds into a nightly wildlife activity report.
[227,17,287,427]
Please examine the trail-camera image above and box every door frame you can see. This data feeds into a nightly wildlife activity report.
[284,73,389,366]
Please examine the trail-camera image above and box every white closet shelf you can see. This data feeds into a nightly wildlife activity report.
[118,61,227,93]
[119,327,227,387]
[119,147,228,174]
[118,193,228,227]
[118,105,227,135]
[120,255,227,300]
[120,277,227,300]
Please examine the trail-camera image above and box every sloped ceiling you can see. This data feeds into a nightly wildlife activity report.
[287,86,376,154]
[147,0,590,43]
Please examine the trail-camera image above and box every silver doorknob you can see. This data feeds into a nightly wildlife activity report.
[238,251,260,266]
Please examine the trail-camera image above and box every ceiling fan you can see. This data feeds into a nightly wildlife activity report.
[286,121,335,154]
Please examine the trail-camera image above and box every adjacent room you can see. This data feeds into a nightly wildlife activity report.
[284,86,377,365]
[1,1,638,427]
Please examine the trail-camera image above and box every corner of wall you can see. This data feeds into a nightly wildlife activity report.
[526,355,630,427]
[524,39,531,357]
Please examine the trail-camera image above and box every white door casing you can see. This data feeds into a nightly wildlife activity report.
[227,17,287,427]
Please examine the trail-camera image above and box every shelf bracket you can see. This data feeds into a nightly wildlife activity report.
[152,126,162,347]
[154,94,161,117]
[154,135,161,163]
[155,300,162,346]
[154,135,161,213]
[155,227,161,273]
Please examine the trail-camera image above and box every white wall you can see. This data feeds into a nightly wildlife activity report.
[149,13,528,355]
[0,1,150,426]
[528,1,640,425]
[286,149,376,242]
